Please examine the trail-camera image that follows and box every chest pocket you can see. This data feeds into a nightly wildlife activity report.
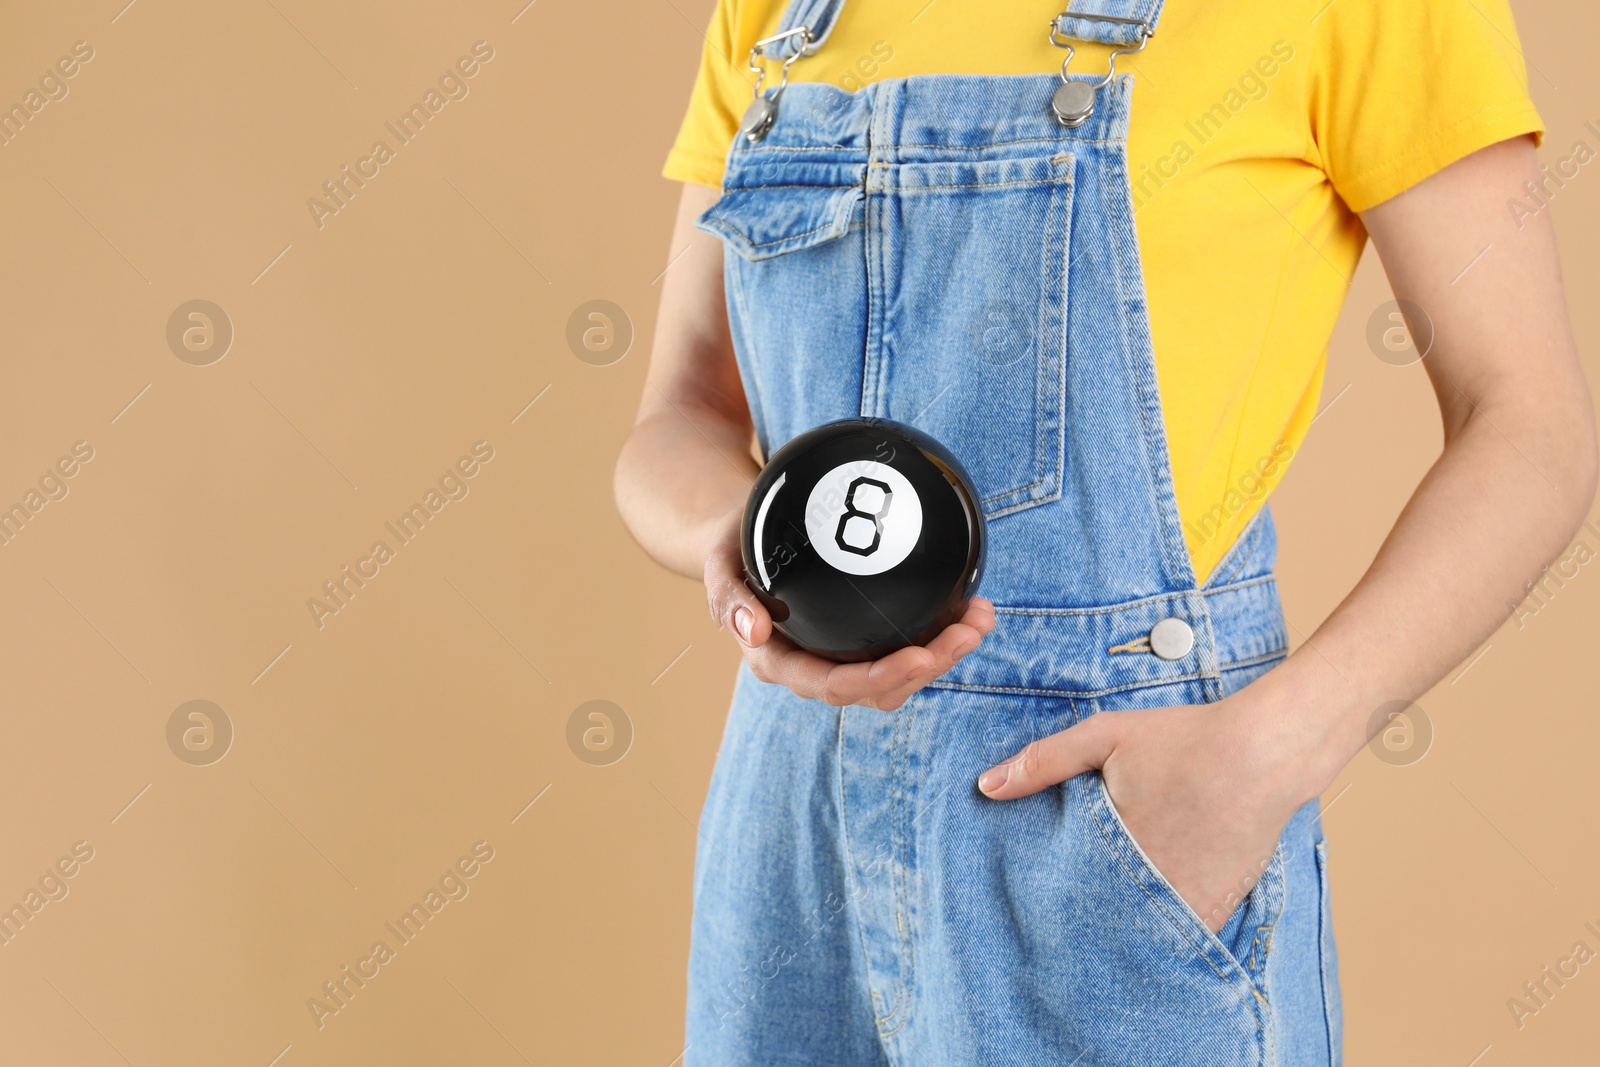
[700,151,1075,520]
[698,178,860,262]
[871,153,1075,518]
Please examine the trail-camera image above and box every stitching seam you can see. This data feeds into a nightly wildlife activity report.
[723,183,861,192]
[925,651,1288,699]
[837,707,887,1037]
[736,219,847,249]
[991,574,1276,617]
[893,177,1070,192]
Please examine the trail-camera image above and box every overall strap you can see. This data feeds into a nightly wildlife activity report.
[762,0,848,59]
[1053,0,1168,47]
[762,0,1167,59]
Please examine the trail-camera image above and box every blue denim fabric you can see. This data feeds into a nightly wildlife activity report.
[688,70,1342,1067]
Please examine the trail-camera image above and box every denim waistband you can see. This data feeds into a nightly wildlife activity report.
[932,574,1289,699]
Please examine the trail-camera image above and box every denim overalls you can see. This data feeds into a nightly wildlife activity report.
[688,2,1341,1063]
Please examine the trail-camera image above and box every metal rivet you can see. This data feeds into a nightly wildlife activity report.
[1051,81,1096,128]
[742,96,776,142]
[1149,617,1194,662]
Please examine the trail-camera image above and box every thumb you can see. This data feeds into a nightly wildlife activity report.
[978,714,1118,800]
[704,532,770,648]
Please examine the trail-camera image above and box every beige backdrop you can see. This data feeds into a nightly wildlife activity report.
[0,1,1595,1064]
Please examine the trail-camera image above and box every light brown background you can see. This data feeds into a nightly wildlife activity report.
[0,1,1595,1064]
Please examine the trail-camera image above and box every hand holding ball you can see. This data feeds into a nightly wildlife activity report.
[741,419,987,663]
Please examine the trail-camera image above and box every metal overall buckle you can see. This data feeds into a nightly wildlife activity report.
[1048,12,1153,129]
[742,26,814,143]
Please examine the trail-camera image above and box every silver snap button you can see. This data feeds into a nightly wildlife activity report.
[1149,617,1194,661]
[1051,81,1096,128]
[741,96,777,142]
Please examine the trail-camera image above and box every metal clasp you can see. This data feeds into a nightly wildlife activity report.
[1047,12,1153,129]
[742,26,814,143]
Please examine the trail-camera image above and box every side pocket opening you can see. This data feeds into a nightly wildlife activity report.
[1090,774,1285,1001]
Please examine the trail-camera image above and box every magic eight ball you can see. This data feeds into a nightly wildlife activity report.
[741,418,987,663]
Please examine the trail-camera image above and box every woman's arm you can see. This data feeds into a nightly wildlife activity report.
[977,137,1598,929]
[615,183,756,577]
[1274,134,1597,769]
[616,184,995,710]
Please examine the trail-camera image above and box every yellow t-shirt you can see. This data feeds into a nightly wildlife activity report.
[665,0,1544,582]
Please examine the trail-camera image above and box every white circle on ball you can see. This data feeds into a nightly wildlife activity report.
[804,460,924,576]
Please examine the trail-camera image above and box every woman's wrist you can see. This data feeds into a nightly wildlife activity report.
[1235,649,1375,809]
[691,500,747,571]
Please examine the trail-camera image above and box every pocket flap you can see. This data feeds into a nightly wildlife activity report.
[697,183,862,262]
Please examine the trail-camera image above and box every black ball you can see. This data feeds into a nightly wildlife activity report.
[741,418,986,663]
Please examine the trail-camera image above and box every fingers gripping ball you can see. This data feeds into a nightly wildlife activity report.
[741,418,987,662]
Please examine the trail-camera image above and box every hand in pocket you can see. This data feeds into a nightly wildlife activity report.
[977,690,1317,931]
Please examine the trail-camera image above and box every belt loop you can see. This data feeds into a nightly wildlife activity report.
[1185,589,1226,701]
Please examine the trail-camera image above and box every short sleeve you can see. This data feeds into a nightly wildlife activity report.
[663,0,757,188]
[1312,0,1545,213]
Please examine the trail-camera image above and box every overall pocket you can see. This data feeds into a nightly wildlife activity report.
[869,153,1075,518]
[1088,773,1286,1005]
[699,152,1074,521]
[696,159,870,454]
[698,178,860,262]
